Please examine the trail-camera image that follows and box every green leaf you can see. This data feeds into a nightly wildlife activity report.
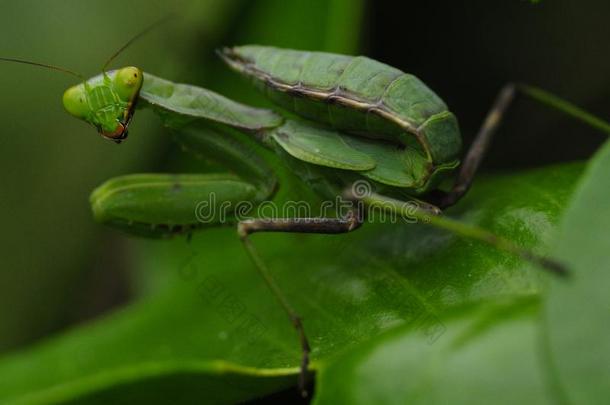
[544,140,610,403]
[314,298,549,405]
[0,163,583,404]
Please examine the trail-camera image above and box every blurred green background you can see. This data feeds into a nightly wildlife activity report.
[1,0,609,360]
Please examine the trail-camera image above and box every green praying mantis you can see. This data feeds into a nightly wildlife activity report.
[3,22,610,396]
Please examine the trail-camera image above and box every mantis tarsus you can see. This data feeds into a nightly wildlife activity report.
[3,22,609,396]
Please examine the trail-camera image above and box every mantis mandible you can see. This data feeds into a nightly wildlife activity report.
[3,21,609,396]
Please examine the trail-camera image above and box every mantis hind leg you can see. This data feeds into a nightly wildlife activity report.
[237,210,363,397]
[435,83,610,208]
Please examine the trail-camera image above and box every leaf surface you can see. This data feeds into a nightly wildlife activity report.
[544,140,610,403]
[0,163,583,404]
[314,298,549,405]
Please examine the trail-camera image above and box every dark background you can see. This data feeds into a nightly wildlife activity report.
[0,0,608,358]
[368,1,610,167]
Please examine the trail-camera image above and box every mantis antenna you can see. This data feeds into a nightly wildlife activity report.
[101,15,175,72]
[0,57,84,80]
[0,16,173,78]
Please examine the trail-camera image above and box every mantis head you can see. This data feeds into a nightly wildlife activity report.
[62,67,143,142]
[0,17,170,143]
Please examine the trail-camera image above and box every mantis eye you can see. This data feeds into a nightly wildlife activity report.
[114,66,143,100]
[62,85,89,119]
[63,84,90,119]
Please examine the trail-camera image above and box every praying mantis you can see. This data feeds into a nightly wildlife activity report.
[3,23,609,397]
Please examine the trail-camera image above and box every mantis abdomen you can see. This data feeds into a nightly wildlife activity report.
[220,45,462,165]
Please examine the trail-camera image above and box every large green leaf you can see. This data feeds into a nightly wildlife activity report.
[0,163,582,404]
[305,144,610,405]
[544,140,610,403]
[314,298,549,405]
[309,148,610,405]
